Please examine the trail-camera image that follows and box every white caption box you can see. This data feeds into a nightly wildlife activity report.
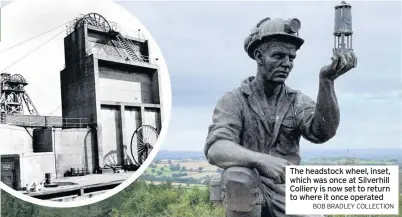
[285,165,399,215]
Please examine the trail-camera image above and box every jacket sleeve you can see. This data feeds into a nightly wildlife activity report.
[204,92,243,157]
[294,91,327,144]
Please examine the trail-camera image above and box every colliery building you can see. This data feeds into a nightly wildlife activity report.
[0,13,162,200]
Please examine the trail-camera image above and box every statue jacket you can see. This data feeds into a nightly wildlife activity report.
[205,76,329,166]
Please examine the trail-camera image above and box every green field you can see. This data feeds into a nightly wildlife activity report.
[141,156,402,217]
[1,157,400,217]
[143,159,222,185]
[144,157,401,189]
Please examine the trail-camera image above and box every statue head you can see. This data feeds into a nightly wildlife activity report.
[244,18,304,84]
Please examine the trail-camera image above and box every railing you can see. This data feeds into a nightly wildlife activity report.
[62,118,89,128]
[108,21,147,42]
[119,30,146,42]
[90,43,158,66]
[65,14,156,66]
[65,15,146,42]
[65,15,85,35]
[95,52,158,67]
[0,115,90,128]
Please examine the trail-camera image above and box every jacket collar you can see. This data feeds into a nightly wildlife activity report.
[240,76,297,97]
[239,76,297,145]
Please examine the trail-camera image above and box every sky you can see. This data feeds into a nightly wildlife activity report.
[1,0,401,151]
[119,1,402,151]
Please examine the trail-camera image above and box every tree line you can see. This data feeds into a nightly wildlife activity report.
[1,180,224,217]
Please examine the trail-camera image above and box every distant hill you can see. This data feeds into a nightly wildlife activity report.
[156,150,206,160]
[300,148,402,160]
[157,148,402,161]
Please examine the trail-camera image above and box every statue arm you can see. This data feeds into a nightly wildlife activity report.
[312,78,340,141]
[207,140,262,169]
[298,50,356,143]
[296,78,339,143]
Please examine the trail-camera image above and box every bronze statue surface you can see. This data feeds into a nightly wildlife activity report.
[205,16,356,217]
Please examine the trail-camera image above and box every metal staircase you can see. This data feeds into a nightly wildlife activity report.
[105,41,123,59]
[92,33,146,64]
[116,34,140,62]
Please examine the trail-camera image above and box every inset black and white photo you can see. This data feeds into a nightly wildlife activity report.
[0,0,171,206]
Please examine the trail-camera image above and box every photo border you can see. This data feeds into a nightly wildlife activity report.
[0,0,172,208]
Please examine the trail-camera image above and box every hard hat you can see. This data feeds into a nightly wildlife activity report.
[244,17,304,59]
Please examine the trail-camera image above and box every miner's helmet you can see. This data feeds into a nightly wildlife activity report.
[244,17,305,60]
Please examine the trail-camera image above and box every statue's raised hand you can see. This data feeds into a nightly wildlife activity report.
[320,49,357,81]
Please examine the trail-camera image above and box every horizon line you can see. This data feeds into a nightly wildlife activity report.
[158,147,402,152]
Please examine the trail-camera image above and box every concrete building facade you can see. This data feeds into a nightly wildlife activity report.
[61,13,162,172]
[1,13,163,195]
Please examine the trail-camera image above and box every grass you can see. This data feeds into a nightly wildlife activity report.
[183,172,219,179]
[144,181,207,188]
[145,159,402,217]
[146,169,175,176]
[167,160,218,170]
[145,162,221,179]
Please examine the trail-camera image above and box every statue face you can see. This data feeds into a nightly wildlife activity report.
[256,40,297,84]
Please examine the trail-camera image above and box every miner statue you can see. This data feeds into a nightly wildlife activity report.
[204,14,357,217]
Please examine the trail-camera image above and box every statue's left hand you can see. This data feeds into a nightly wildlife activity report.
[320,49,357,81]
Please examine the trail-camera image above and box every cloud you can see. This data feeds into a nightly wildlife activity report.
[120,1,401,105]
[163,106,213,151]
[4,1,398,151]
[337,90,402,105]
[116,1,402,150]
